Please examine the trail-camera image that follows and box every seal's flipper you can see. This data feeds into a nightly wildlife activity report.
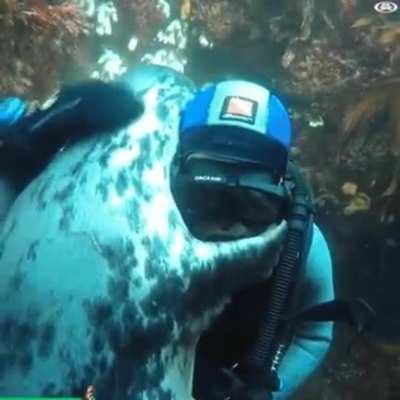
[0,81,144,187]
[21,80,144,157]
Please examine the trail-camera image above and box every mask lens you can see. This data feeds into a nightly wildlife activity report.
[172,157,286,240]
[185,184,283,231]
[235,189,282,227]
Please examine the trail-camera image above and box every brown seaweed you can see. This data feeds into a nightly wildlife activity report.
[0,0,88,99]
[340,85,400,157]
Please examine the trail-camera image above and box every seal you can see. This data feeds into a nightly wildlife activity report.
[0,65,287,399]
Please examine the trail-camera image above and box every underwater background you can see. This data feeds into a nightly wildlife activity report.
[1,0,400,398]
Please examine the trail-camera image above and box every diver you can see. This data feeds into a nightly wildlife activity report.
[0,74,336,399]
[170,79,335,400]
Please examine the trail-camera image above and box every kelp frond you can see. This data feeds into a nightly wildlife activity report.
[339,84,400,198]
[340,83,400,157]
[341,88,388,144]
[351,17,373,29]
[378,23,400,47]
[351,17,400,49]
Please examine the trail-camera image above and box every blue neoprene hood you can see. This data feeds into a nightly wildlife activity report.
[179,80,292,177]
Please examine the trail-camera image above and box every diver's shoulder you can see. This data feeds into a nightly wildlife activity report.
[311,223,331,250]
[307,222,334,273]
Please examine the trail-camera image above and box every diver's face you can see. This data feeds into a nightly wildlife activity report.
[185,184,282,241]
[170,155,285,241]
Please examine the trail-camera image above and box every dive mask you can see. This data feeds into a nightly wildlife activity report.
[171,153,291,240]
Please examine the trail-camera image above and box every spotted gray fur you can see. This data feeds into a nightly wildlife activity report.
[0,65,287,399]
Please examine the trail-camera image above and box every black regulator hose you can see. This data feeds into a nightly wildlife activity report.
[235,161,314,397]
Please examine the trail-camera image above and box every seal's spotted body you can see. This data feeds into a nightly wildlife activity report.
[0,66,286,399]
